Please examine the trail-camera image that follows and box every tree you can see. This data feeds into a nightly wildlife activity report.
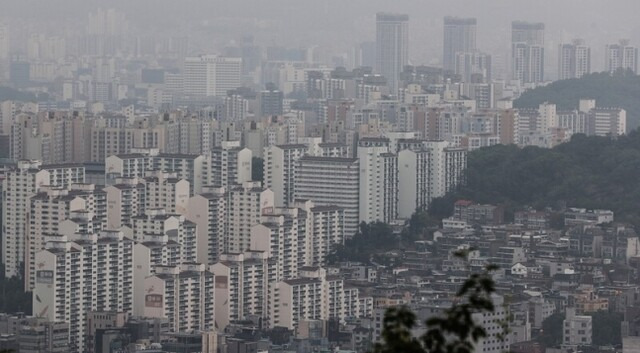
[329,222,397,264]
[252,157,264,183]
[514,71,640,128]
[372,251,500,353]
[401,209,438,243]
[539,313,564,347]
[0,263,32,314]
[0,86,37,102]
[435,130,640,229]
[588,311,623,346]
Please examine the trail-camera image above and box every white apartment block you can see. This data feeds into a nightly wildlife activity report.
[205,140,252,189]
[227,182,274,254]
[605,41,638,74]
[398,145,432,219]
[0,101,17,135]
[10,113,89,164]
[209,251,269,330]
[558,111,588,135]
[175,117,215,155]
[187,189,227,264]
[472,295,512,353]
[295,156,360,237]
[307,204,345,267]
[587,108,626,137]
[90,125,135,163]
[251,200,345,277]
[142,171,189,215]
[183,55,242,97]
[424,140,451,199]
[250,210,308,283]
[33,230,138,353]
[90,118,175,163]
[105,149,205,194]
[105,178,146,230]
[512,43,545,83]
[2,160,85,278]
[444,147,467,194]
[357,138,398,224]
[273,267,362,330]
[132,209,197,265]
[264,144,308,207]
[563,307,592,347]
[26,184,106,290]
[43,164,86,189]
[143,264,215,333]
[537,102,557,133]
[224,94,249,121]
[558,40,591,80]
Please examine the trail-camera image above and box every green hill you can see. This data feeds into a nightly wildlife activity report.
[434,132,640,227]
[0,86,37,102]
[514,70,640,129]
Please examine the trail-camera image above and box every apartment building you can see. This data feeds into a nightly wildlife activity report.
[563,307,592,347]
[397,143,432,218]
[105,149,205,194]
[209,251,270,330]
[142,171,189,215]
[132,209,198,265]
[205,140,252,189]
[274,267,362,330]
[227,182,274,254]
[104,177,146,230]
[143,264,215,333]
[33,230,138,353]
[295,156,359,237]
[357,137,398,224]
[26,184,105,290]
[264,144,308,207]
[2,160,84,278]
[187,189,227,264]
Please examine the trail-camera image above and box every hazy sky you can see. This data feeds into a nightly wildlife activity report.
[2,0,640,72]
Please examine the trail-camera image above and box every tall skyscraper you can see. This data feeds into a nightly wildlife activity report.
[605,40,638,74]
[258,84,284,118]
[295,156,360,237]
[511,21,545,83]
[357,138,398,224]
[512,21,544,46]
[558,39,591,80]
[0,23,9,60]
[355,41,376,68]
[455,51,492,82]
[443,17,477,73]
[375,13,409,93]
[183,55,242,97]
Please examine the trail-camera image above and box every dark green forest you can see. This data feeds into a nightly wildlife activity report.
[539,311,622,347]
[0,86,37,102]
[438,131,640,227]
[514,70,640,128]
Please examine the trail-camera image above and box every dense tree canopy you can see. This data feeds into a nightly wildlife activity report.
[588,311,623,346]
[251,157,264,184]
[539,313,564,347]
[514,70,640,128]
[436,131,640,228]
[330,222,398,264]
[0,86,41,102]
[0,264,32,314]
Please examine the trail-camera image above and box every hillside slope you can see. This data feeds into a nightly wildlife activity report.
[514,70,640,128]
[437,132,640,227]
